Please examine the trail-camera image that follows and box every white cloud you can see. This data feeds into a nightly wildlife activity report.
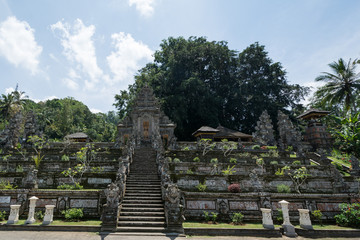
[0,16,42,74]
[51,19,106,90]
[128,0,155,17]
[31,95,58,103]
[5,87,14,94]
[62,78,79,91]
[90,108,102,114]
[107,32,153,84]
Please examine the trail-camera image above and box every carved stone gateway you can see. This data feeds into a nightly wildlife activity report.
[117,85,176,148]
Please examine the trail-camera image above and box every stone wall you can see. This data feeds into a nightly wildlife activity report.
[183,192,360,222]
[0,189,105,218]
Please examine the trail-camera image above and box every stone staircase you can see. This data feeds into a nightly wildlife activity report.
[117,147,166,233]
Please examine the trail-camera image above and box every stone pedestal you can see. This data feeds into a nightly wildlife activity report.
[101,205,119,232]
[25,196,38,224]
[298,209,313,230]
[260,208,274,229]
[279,200,297,237]
[42,205,55,225]
[7,205,21,224]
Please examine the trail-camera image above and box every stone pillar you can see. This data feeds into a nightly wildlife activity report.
[42,205,55,225]
[298,209,313,230]
[101,183,121,232]
[279,200,297,237]
[7,205,21,224]
[260,208,274,229]
[25,196,39,224]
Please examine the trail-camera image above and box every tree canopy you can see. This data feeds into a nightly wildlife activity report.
[114,37,309,140]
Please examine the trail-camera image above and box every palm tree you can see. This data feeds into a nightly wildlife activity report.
[0,84,28,120]
[314,58,360,113]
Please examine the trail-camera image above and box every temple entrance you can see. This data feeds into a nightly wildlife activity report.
[143,121,149,139]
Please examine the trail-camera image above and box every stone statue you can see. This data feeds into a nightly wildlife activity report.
[23,165,38,189]
[104,183,121,208]
[351,155,359,171]
[0,111,23,148]
[249,169,263,192]
[164,184,185,231]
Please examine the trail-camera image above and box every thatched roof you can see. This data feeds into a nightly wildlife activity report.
[297,109,330,120]
[64,132,89,139]
[192,126,219,136]
[214,125,252,139]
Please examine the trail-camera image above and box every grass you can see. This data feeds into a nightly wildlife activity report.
[0,220,101,226]
[183,222,359,230]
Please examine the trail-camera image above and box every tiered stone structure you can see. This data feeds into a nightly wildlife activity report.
[253,110,276,146]
[117,85,176,148]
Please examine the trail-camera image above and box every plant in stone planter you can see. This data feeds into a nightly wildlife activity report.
[228,183,241,193]
[277,184,291,193]
[229,157,237,163]
[35,210,44,221]
[173,158,181,163]
[28,135,48,169]
[0,210,6,221]
[193,157,200,162]
[221,139,237,156]
[0,179,17,189]
[276,209,283,224]
[276,166,310,194]
[222,165,236,176]
[196,182,207,192]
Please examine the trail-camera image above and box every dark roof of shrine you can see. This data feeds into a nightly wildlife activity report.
[192,126,219,136]
[64,132,89,139]
[297,109,330,120]
[214,125,252,139]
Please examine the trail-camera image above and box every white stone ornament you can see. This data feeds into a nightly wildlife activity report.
[298,209,313,230]
[7,205,21,224]
[25,196,39,224]
[279,200,297,237]
[260,208,274,229]
[42,205,55,225]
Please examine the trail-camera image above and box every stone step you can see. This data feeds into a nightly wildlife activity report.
[125,190,162,194]
[125,193,162,197]
[119,216,165,221]
[120,211,164,216]
[126,184,160,188]
[124,196,162,200]
[121,207,164,213]
[126,180,161,184]
[126,186,161,190]
[118,221,166,227]
[122,203,164,208]
[123,200,163,204]
[116,226,166,233]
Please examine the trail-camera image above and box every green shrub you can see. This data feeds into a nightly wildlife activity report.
[210,158,218,164]
[270,161,278,165]
[277,184,291,193]
[222,165,236,176]
[311,210,323,226]
[231,212,244,225]
[0,210,6,221]
[61,154,70,161]
[196,183,207,192]
[35,210,44,221]
[16,165,23,173]
[193,157,200,162]
[211,212,218,223]
[61,208,84,221]
[229,158,237,163]
[267,146,278,150]
[173,158,181,163]
[0,179,17,189]
[203,211,211,222]
[292,160,301,165]
[331,161,343,171]
[57,183,83,190]
[269,149,279,157]
[334,203,360,228]
[182,146,190,151]
[252,145,260,150]
[186,169,194,174]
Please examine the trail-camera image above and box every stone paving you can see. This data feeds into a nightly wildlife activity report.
[0,231,359,240]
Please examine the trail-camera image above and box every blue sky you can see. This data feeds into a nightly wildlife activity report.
[1,0,360,113]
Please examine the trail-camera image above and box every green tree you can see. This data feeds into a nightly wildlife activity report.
[114,37,309,140]
[313,58,360,113]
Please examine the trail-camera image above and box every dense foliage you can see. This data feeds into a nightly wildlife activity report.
[114,37,309,140]
[0,90,118,142]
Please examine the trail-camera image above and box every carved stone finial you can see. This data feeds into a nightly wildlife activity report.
[253,110,276,146]
[104,183,121,208]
